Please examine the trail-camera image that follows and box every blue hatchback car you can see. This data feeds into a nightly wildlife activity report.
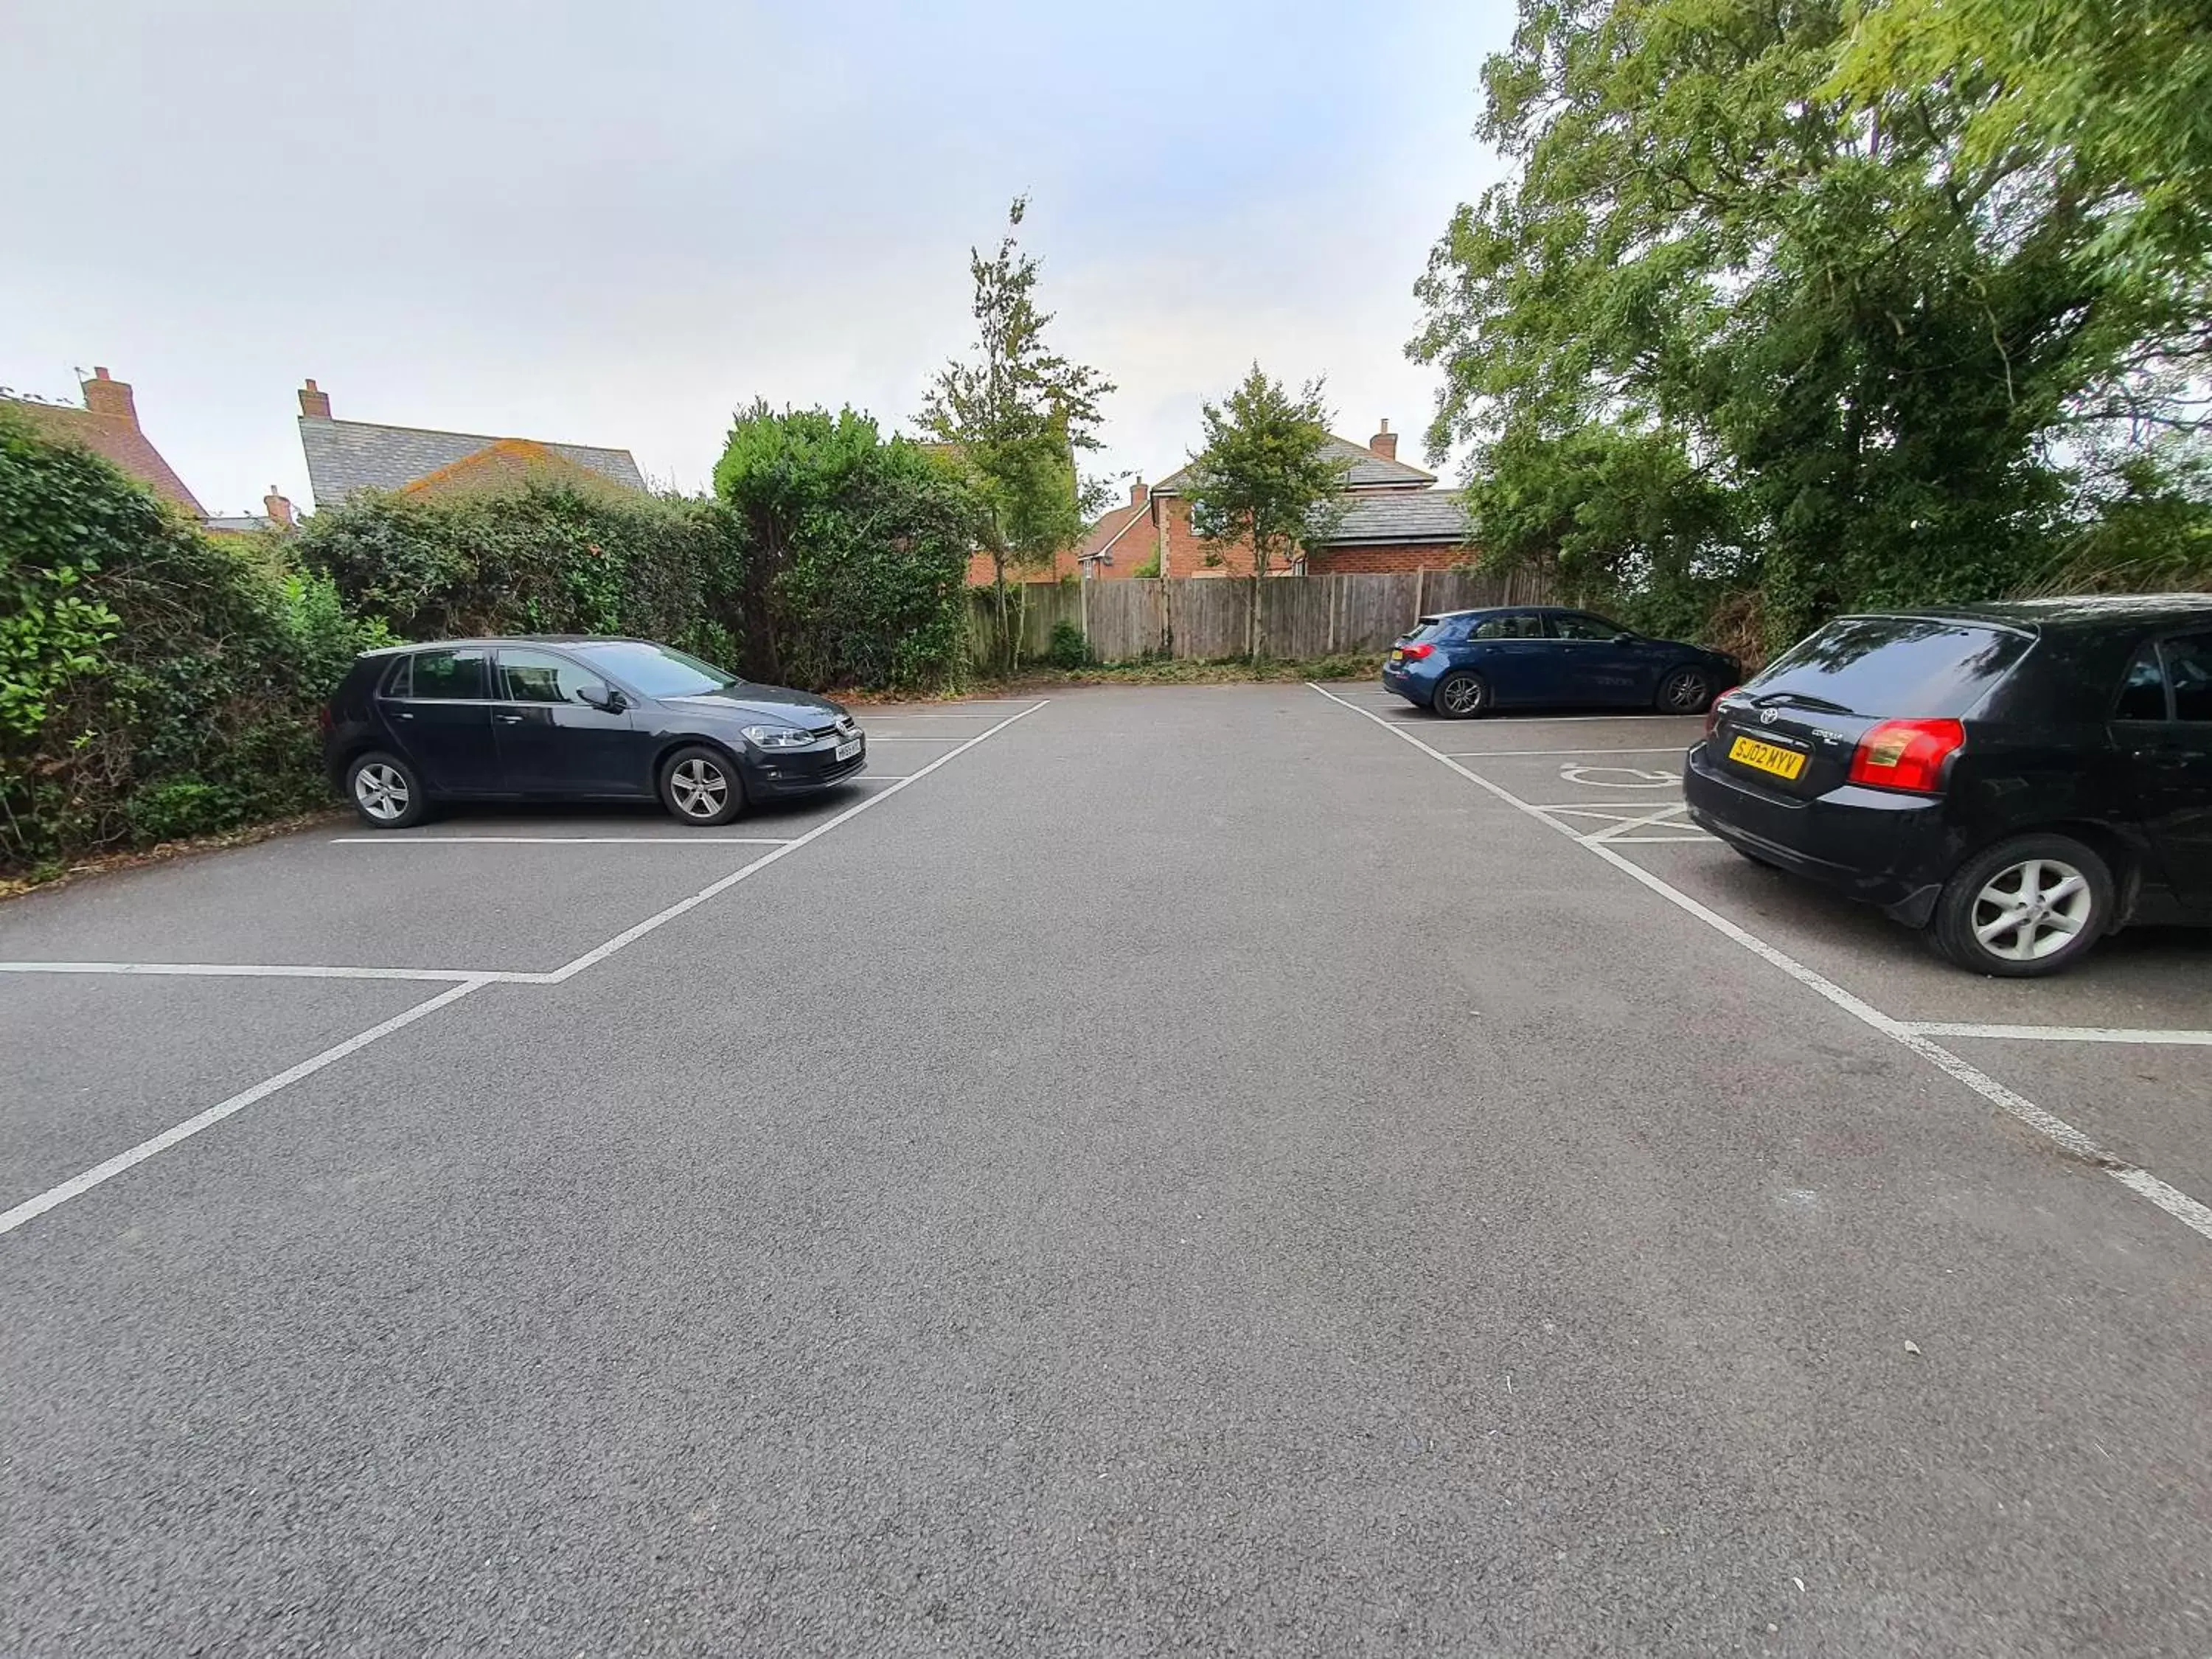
[1382,606,1740,718]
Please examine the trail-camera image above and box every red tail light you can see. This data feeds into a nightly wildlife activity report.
[318,705,333,734]
[1705,686,1739,737]
[1399,642,1435,661]
[1848,718,1964,794]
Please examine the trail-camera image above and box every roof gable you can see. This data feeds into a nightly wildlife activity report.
[299,414,646,507]
[3,397,206,517]
[1153,434,1434,495]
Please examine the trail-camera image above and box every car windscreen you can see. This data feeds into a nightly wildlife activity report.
[1748,616,2031,717]
[572,641,739,698]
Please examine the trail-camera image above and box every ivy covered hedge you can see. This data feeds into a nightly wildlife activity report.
[2,401,984,876]
[1,414,384,875]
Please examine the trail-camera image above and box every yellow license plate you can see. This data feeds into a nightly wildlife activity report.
[1728,734,1807,781]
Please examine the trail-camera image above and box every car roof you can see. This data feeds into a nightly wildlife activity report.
[358,634,646,658]
[1846,594,2212,636]
[1419,605,1579,622]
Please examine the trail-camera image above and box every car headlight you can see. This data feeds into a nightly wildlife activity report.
[742,724,815,748]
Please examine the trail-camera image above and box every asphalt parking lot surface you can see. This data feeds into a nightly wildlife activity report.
[4,684,2209,1656]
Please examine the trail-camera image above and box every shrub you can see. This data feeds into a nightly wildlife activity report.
[1044,619,1090,669]
[1,414,388,873]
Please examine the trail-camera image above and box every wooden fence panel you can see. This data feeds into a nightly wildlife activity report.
[966,568,1557,668]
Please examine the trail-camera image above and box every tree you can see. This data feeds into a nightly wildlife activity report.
[1412,0,2212,651]
[920,197,1114,673]
[713,402,981,692]
[1180,366,1349,662]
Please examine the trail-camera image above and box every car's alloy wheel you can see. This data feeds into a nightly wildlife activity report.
[346,751,427,830]
[1969,856,2094,964]
[355,762,409,821]
[1433,672,1486,718]
[668,757,730,818]
[659,745,747,826]
[1930,833,2112,977]
[1658,669,1712,713]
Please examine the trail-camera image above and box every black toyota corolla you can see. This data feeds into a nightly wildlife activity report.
[1684,595,2212,976]
[321,636,866,829]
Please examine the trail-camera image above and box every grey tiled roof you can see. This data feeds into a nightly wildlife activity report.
[298,417,646,507]
[1155,434,1434,494]
[1326,488,1470,546]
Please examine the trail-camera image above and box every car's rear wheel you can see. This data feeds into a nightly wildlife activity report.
[1929,834,2112,978]
[658,745,747,826]
[1656,667,1716,714]
[1432,671,1488,719]
[347,751,428,830]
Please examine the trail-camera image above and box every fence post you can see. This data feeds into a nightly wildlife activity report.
[1326,574,1339,654]
[1413,566,1427,618]
[1079,574,1088,647]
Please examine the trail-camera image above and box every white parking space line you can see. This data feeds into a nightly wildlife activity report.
[1,700,1049,1240]
[0,980,490,1239]
[1607,835,1718,845]
[1905,1023,2212,1047]
[850,776,907,784]
[1310,683,2212,1246]
[863,735,974,742]
[1444,746,1691,758]
[1583,802,1696,844]
[330,835,794,846]
[0,959,549,984]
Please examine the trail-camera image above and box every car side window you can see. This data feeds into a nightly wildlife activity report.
[2164,633,2212,723]
[1470,613,1543,640]
[498,647,611,706]
[1549,613,1621,641]
[406,648,490,700]
[2113,647,2169,721]
[380,656,412,698]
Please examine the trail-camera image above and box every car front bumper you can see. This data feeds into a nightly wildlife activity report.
[744,737,868,798]
[1683,741,1952,925]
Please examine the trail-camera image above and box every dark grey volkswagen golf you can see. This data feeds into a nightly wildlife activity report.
[321,637,866,829]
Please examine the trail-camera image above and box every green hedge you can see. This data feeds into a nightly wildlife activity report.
[1,414,386,875]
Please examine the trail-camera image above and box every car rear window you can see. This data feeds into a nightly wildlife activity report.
[1402,618,1449,644]
[1749,616,2031,717]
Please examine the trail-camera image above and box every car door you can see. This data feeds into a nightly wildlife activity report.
[380,647,500,793]
[1543,611,1645,706]
[1461,611,1555,705]
[490,646,652,797]
[2112,630,2212,912]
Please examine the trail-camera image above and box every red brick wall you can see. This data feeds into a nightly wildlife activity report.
[1307,542,1471,574]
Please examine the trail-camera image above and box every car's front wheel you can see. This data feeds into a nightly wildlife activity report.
[346,751,428,830]
[1929,834,2113,977]
[658,745,747,826]
[1432,671,1489,719]
[1656,667,1716,714]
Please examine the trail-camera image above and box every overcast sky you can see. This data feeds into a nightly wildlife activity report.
[2,0,1514,518]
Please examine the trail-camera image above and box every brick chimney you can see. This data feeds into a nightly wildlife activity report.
[1130,479,1149,507]
[83,366,137,423]
[298,378,331,419]
[1368,419,1397,462]
[263,487,296,528]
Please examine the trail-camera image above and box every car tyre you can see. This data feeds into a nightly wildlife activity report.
[658,744,748,827]
[1656,667,1716,714]
[1929,833,2112,978]
[346,751,429,830]
[1432,671,1489,720]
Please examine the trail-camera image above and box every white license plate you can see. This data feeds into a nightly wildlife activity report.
[835,738,861,761]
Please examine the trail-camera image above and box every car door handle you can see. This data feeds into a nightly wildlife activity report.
[493,712,525,724]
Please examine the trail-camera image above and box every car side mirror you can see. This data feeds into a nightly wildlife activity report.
[583,685,626,713]
[1611,631,1636,645]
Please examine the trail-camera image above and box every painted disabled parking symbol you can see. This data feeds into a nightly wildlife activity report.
[1558,763,1681,789]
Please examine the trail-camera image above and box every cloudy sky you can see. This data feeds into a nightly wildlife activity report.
[2,0,1514,518]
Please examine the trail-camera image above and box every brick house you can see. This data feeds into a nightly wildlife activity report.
[2,366,296,535]
[293,380,645,509]
[1097,420,1470,578]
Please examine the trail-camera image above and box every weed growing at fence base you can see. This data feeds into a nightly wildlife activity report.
[973,651,1384,690]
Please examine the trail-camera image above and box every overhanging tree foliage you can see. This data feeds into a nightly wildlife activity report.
[1413,0,2212,655]
[1181,366,1349,661]
[920,196,1114,673]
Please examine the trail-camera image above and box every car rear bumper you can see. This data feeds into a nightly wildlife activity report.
[1683,741,1950,925]
[1381,664,1439,703]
